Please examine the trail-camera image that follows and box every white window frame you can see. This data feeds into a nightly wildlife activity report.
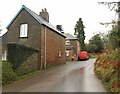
[58,50,62,58]
[20,24,28,37]
[66,51,69,56]
[66,40,70,45]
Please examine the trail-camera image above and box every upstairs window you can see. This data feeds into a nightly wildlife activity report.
[20,24,28,37]
[66,40,70,45]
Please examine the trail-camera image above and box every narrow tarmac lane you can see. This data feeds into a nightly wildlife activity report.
[3,59,106,92]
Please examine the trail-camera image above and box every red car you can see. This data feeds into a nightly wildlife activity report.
[78,51,89,60]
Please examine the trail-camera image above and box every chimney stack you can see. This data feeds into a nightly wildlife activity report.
[40,8,49,22]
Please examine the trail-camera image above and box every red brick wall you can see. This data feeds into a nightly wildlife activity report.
[41,26,66,69]
[70,39,80,60]
[69,50,73,61]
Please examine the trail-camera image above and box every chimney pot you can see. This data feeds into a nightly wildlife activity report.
[42,9,44,12]
[39,8,49,22]
[44,8,47,12]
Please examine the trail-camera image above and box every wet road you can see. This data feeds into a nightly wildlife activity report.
[3,59,106,92]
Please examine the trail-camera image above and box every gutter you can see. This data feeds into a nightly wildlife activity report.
[44,26,47,69]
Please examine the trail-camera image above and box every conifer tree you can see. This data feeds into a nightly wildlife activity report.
[74,18,86,51]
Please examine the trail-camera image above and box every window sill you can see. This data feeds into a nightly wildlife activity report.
[19,37,28,39]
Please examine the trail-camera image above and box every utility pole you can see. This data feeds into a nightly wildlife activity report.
[44,27,47,70]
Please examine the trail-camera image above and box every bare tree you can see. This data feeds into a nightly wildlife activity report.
[99,1,120,48]
[99,1,119,26]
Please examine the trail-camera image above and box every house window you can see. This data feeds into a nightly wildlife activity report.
[66,51,69,56]
[20,24,28,37]
[66,40,70,45]
[58,50,62,58]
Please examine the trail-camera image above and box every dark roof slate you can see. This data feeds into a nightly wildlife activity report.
[7,5,66,38]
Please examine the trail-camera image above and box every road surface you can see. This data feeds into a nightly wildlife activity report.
[3,59,106,92]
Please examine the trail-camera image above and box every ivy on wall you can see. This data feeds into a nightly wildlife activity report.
[7,44,38,75]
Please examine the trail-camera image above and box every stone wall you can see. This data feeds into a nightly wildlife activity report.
[7,44,38,76]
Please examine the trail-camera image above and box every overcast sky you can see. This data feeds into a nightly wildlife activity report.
[0,0,118,43]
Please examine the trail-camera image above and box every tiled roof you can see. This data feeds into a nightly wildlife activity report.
[7,5,66,38]
[64,33,77,40]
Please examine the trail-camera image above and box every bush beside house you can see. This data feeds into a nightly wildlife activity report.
[2,61,18,85]
[94,50,120,92]
[2,61,39,85]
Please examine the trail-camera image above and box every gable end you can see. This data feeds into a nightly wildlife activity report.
[7,5,42,29]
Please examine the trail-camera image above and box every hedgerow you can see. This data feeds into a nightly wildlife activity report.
[94,50,120,92]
